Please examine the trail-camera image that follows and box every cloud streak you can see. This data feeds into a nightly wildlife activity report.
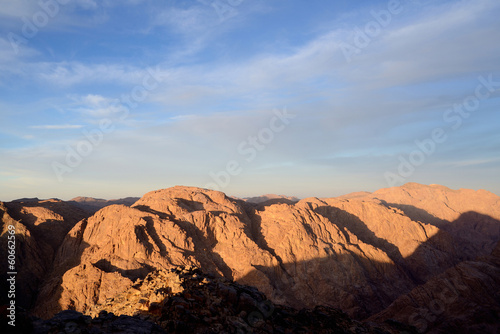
[29,124,84,130]
[0,0,499,200]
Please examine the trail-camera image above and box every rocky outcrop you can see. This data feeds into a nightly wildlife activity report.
[361,183,500,260]
[3,183,499,333]
[32,188,279,318]
[32,184,500,329]
[1,202,48,309]
[3,199,88,252]
[367,183,500,223]
[30,267,416,334]
[370,241,500,333]
[0,200,88,309]
[29,310,165,334]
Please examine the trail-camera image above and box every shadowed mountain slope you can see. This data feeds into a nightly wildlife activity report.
[2,183,499,333]
[0,199,89,309]
[24,267,417,334]
[25,184,500,333]
[370,240,500,333]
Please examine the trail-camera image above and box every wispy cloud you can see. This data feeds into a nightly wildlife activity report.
[153,6,213,35]
[1,0,499,200]
[0,1,38,18]
[450,158,500,168]
[65,94,124,118]
[29,124,84,130]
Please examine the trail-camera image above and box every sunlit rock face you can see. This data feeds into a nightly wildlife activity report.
[31,267,418,334]
[25,183,500,328]
[0,199,88,309]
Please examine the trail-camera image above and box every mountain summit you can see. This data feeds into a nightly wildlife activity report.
[1,183,499,333]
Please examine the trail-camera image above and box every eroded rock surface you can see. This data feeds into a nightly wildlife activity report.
[0,200,88,309]
[31,267,415,334]
[32,184,500,328]
[3,183,499,333]
[370,241,500,333]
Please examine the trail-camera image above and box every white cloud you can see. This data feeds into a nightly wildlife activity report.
[66,94,124,118]
[1,0,499,200]
[349,0,500,87]
[76,0,98,10]
[450,158,500,167]
[158,0,499,109]
[32,62,141,86]
[0,37,39,75]
[154,6,212,35]
[81,94,109,107]
[29,124,84,130]
[0,1,37,18]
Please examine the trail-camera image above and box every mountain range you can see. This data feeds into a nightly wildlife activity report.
[1,183,499,333]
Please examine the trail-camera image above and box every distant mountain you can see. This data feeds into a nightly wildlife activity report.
[68,196,140,214]
[11,197,40,202]
[243,194,299,204]
[1,183,499,333]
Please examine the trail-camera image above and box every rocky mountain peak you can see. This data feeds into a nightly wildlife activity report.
[2,183,500,333]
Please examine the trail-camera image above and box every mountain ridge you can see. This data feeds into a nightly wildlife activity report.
[1,183,499,333]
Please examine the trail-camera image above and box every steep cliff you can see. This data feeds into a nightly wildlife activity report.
[31,184,500,328]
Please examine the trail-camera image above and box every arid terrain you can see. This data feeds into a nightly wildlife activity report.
[1,183,499,333]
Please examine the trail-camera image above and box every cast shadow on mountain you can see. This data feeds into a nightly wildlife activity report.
[176,198,205,212]
[0,224,43,309]
[241,207,292,282]
[133,203,234,280]
[0,230,90,317]
[4,210,70,251]
[0,210,86,311]
[133,205,171,219]
[93,259,154,282]
[378,201,447,227]
[240,211,500,323]
[141,216,168,257]
[5,200,89,223]
[120,210,499,332]
[4,201,88,252]
[31,220,92,318]
[313,205,408,268]
[374,203,500,260]
[23,205,500,331]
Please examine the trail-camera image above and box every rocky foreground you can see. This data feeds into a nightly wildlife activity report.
[1,183,500,333]
[25,266,414,333]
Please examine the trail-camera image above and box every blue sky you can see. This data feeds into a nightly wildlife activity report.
[1,0,499,201]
